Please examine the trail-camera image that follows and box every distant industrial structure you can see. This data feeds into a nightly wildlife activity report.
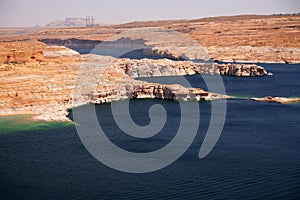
[45,15,98,28]
[85,14,94,27]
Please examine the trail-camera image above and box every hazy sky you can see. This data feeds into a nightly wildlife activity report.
[0,0,299,27]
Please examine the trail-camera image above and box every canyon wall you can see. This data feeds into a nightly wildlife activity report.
[113,58,269,77]
[0,52,231,121]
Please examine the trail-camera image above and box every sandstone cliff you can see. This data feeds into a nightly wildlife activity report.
[1,12,298,122]
[0,50,232,121]
[113,58,269,77]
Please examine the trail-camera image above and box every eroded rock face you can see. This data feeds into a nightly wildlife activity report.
[90,81,212,103]
[216,63,268,76]
[1,50,45,64]
[113,58,269,77]
[74,64,229,107]
[43,46,80,57]
[95,81,213,102]
[0,49,263,121]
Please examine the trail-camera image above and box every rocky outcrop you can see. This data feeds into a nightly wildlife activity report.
[0,50,45,64]
[0,43,270,122]
[216,63,269,76]
[43,46,80,57]
[90,80,225,104]
[113,58,269,77]
[0,51,232,121]
[73,62,230,107]
[91,77,226,104]
[250,96,300,104]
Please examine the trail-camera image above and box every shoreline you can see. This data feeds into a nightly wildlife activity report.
[1,14,300,123]
[1,95,299,126]
[0,114,74,135]
[0,54,297,122]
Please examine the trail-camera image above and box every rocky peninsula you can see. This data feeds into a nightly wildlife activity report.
[1,42,272,121]
[0,14,299,121]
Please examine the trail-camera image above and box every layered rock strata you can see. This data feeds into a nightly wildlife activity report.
[73,61,229,107]
[0,53,231,121]
[113,58,269,77]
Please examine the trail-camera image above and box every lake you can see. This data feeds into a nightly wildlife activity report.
[0,64,299,199]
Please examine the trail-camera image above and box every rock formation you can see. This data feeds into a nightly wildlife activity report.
[0,49,231,121]
[113,58,269,77]
[43,46,80,57]
[73,57,230,107]
[250,96,300,104]
[1,13,299,121]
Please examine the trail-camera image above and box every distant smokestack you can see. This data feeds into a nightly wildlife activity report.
[85,14,94,27]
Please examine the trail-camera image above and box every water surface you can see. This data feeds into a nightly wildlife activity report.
[0,64,299,199]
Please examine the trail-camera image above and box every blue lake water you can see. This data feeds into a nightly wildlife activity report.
[0,64,300,199]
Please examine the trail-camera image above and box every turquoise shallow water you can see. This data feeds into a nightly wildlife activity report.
[0,115,73,135]
[0,64,299,199]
